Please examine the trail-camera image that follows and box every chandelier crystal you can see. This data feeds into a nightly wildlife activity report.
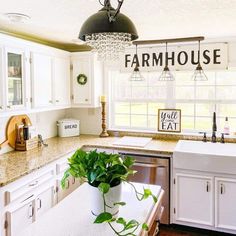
[85,33,132,61]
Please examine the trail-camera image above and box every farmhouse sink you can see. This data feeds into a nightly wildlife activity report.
[173,140,236,174]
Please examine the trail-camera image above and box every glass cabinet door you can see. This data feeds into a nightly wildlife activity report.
[7,51,24,107]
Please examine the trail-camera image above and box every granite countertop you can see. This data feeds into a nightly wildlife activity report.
[0,135,177,187]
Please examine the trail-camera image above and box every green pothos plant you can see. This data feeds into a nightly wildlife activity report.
[61,149,157,236]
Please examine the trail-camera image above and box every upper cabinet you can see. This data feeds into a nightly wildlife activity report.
[31,51,70,109]
[71,52,102,108]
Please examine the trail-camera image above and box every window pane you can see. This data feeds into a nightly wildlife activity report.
[131,115,147,128]
[218,104,236,117]
[195,117,212,130]
[131,86,147,98]
[195,71,215,86]
[176,103,194,116]
[196,103,215,117]
[148,115,157,129]
[175,72,194,86]
[114,102,130,114]
[216,86,236,100]
[196,86,215,100]
[148,103,165,115]
[114,115,130,127]
[216,71,236,85]
[148,86,166,99]
[131,103,147,115]
[176,87,194,99]
[181,117,194,130]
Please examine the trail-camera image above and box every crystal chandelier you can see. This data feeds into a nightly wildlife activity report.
[79,0,138,61]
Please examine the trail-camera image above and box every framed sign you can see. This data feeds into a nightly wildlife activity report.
[158,109,181,133]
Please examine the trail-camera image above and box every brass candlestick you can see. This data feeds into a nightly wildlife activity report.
[100,101,109,138]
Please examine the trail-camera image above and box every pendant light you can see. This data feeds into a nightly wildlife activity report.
[192,40,208,81]
[79,0,138,61]
[129,45,144,81]
[158,42,175,81]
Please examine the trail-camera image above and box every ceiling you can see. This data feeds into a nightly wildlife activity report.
[0,0,236,49]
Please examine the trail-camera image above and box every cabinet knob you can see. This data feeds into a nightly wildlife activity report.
[49,100,53,104]
[85,99,88,102]
[56,100,59,103]
[0,106,3,109]
[7,105,11,109]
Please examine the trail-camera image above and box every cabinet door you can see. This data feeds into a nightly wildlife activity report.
[6,200,34,236]
[175,173,214,226]
[54,57,70,106]
[72,55,92,105]
[31,52,53,108]
[215,177,236,231]
[36,185,55,218]
[5,47,27,110]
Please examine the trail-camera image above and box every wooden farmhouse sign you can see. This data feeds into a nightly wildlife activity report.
[158,109,181,133]
[120,43,228,72]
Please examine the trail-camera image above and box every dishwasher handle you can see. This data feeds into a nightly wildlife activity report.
[134,162,167,168]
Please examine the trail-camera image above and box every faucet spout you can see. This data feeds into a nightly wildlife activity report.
[212,112,217,143]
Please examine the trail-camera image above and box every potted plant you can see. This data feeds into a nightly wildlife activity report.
[61,149,157,236]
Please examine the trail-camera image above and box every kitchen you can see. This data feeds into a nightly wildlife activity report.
[0,0,236,236]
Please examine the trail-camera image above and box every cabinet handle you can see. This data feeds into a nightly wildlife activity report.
[66,179,70,189]
[28,204,34,218]
[220,184,225,194]
[37,198,42,210]
[49,100,53,103]
[7,105,11,109]
[29,180,38,187]
[85,99,88,102]
[56,100,59,103]
[206,181,210,192]
[0,106,3,109]
[72,177,76,185]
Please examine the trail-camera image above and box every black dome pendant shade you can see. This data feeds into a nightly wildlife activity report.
[79,2,138,41]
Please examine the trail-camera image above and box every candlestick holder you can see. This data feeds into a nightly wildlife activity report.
[100,101,109,138]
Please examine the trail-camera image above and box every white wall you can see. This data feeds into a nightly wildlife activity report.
[0,109,67,154]
[66,108,101,135]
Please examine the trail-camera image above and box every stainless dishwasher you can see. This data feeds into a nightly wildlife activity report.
[119,152,170,225]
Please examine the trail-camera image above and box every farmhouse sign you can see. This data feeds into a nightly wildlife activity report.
[120,43,228,72]
[158,109,181,133]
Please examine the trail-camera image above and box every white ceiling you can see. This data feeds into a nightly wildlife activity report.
[0,0,236,44]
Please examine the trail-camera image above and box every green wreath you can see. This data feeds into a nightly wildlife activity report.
[77,74,87,85]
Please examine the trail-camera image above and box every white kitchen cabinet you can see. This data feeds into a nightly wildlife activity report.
[35,184,55,218]
[215,177,236,231]
[0,46,4,112]
[53,57,70,107]
[71,52,102,108]
[31,52,53,108]
[6,199,35,236]
[175,173,214,226]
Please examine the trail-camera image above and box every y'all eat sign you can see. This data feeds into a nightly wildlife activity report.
[158,109,181,133]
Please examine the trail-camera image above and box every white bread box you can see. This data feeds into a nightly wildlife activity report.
[57,119,80,137]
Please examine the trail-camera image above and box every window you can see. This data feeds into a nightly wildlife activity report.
[109,69,236,133]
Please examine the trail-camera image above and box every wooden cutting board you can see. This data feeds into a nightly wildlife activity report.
[0,114,32,149]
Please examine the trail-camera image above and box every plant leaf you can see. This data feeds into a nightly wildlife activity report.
[143,188,152,200]
[152,195,158,203]
[124,219,139,230]
[116,217,126,226]
[98,183,110,194]
[94,212,113,223]
[142,223,149,231]
[123,156,135,168]
[113,201,126,206]
[61,169,70,189]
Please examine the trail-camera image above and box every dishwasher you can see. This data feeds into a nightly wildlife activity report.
[119,152,170,225]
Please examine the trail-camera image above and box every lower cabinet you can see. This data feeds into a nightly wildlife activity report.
[175,173,214,226]
[173,171,236,234]
[215,177,236,231]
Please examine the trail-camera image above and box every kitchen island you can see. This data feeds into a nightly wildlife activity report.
[17,182,164,236]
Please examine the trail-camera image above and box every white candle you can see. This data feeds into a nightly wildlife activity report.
[100,95,106,103]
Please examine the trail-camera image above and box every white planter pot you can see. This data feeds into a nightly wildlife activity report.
[90,183,122,216]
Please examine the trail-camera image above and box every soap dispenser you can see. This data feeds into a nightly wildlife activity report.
[223,117,230,135]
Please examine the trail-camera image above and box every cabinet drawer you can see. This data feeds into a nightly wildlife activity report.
[5,167,55,205]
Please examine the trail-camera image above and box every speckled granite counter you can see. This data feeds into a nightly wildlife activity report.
[0,135,177,186]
